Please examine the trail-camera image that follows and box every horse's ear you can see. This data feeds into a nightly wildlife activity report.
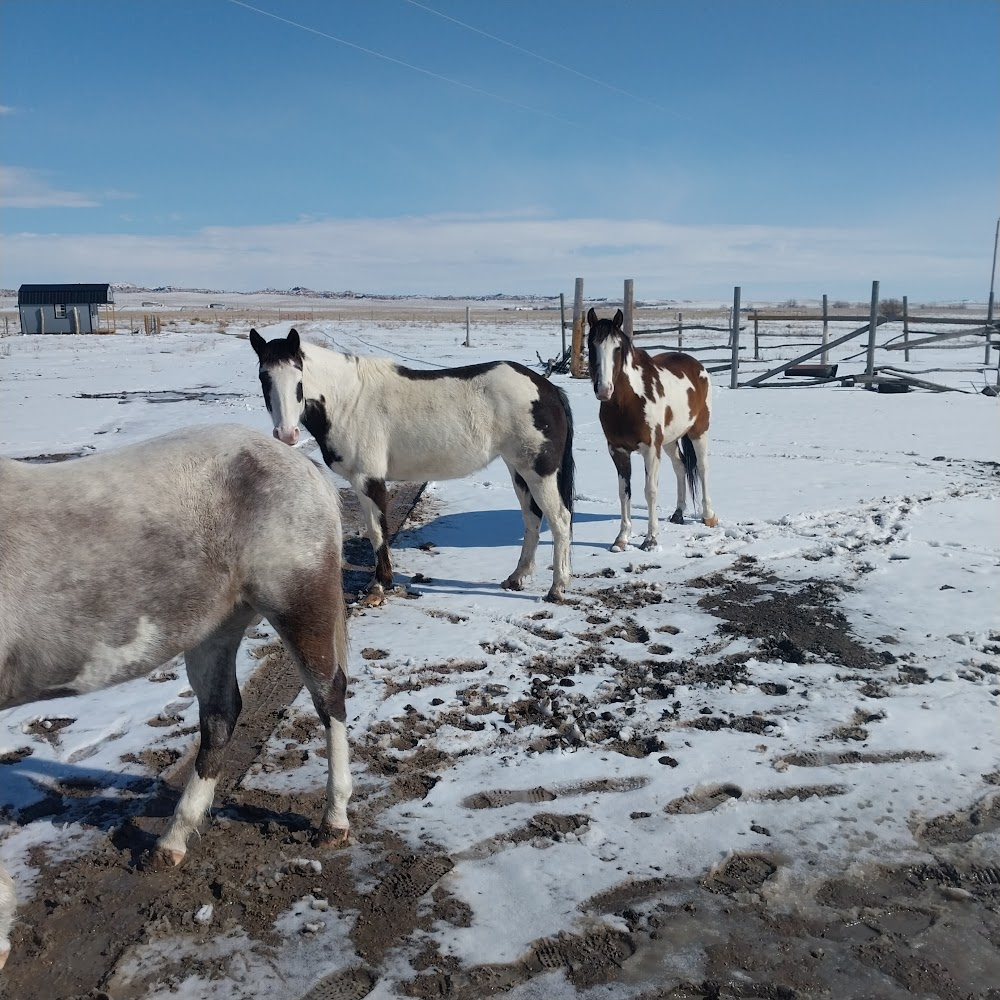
[288,328,300,353]
[587,308,598,327]
[249,328,266,358]
[613,309,624,330]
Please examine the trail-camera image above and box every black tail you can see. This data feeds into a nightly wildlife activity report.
[679,435,700,506]
[555,385,575,533]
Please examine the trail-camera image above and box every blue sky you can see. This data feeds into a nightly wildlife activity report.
[1,0,997,301]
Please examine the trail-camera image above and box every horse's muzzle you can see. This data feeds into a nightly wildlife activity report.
[596,386,614,402]
[274,426,300,446]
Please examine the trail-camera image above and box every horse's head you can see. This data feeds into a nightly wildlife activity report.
[587,308,628,402]
[249,328,305,445]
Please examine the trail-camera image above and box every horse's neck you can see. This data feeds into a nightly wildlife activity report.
[302,344,356,404]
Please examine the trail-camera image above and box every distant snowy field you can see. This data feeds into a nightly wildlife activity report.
[0,303,997,998]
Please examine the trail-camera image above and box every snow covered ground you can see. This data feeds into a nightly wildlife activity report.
[0,309,997,998]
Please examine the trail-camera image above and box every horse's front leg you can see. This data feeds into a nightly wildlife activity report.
[154,605,255,868]
[639,444,661,550]
[609,446,633,552]
[356,476,392,607]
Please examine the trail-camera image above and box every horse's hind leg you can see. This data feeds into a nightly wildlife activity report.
[0,864,15,968]
[689,431,717,527]
[354,476,392,606]
[667,439,687,524]
[516,469,572,602]
[501,463,542,593]
[155,604,256,867]
[271,586,352,846]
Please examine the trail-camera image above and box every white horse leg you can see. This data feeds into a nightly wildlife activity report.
[523,471,573,602]
[0,864,15,969]
[355,476,392,606]
[667,439,687,524]
[501,463,541,592]
[690,432,718,527]
[639,444,661,550]
[156,606,254,866]
[609,446,633,551]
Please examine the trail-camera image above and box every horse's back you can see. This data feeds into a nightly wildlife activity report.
[0,425,341,706]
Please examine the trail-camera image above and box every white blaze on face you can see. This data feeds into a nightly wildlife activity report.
[266,363,303,446]
[595,337,618,401]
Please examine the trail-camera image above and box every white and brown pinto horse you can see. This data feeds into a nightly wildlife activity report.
[250,329,575,604]
[587,308,717,551]
[0,425,351,969]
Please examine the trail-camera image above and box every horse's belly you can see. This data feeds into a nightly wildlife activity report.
[386,443,493,483]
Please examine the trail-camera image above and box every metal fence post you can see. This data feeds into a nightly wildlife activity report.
[821,293,829,365]
[903,295,910,363]
[560,292,566,357]
[730,286,741,389]
[865,280,880,381]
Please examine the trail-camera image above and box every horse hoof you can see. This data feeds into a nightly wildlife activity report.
[315,825,351,849]
[144,847,186,872]
[543,588,564,604]
[639,538,659,552]
[501,576,524,592]
[359,586,386,608]
[703,515,719,528]
[610,540,628,553]
[669,510,685,525]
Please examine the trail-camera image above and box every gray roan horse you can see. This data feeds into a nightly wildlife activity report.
[587,308,717,551]
[0,424,350,969]
[250,328,575,604]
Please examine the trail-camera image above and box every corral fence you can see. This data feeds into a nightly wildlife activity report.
[563,277,1000,394]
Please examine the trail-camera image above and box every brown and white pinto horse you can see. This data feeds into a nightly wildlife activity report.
[587,308,717,551]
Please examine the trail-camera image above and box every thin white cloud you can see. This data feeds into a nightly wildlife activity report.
[0,214,986,302]
[0,166,101,209]
[0,105,14,116]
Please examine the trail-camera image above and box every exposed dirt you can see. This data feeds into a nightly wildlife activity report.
[2,544,999,1000]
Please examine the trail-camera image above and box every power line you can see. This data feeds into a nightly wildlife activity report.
[403,0,689,121]
[226,0,581,127]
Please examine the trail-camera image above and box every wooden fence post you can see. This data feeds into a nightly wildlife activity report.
[865,280,880,381]
[560,292,567,357]
[623,278,634,339]
[677,311,683,350]
[464,306,471,347]
[753,316,760,360]
[730,286,741,389]
[570,277,585,378]
[903,295,910,363]
[821,293,829,365]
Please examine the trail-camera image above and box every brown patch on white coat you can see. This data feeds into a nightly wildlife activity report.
[587,308,718,551]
